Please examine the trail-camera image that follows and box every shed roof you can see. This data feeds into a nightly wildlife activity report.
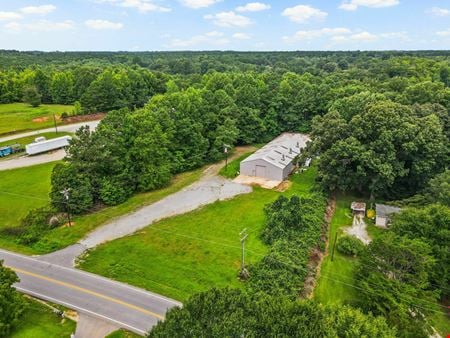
[376,204,402,218]
[351,201,366,212]
[241,133,310,169]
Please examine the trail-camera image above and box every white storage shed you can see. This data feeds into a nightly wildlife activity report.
[240,133,310,181]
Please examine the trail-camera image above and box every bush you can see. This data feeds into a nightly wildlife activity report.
[61,112,69,119]
[248,194,327,298]
[336,235,365,257]
[17,207,61,245]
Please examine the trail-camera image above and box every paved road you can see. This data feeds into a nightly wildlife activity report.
[0,120,100,171]
[0,120,100,143]
[0,249,181,336]
[0,149,65,171]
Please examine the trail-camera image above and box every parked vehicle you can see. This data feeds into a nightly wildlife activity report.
[25,136,72,155]
[0,144,23,157]
[0,146,12,157]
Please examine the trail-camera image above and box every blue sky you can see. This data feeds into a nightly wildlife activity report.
[1,0,450,51]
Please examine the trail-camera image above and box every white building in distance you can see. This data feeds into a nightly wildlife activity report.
[240,133,310,181]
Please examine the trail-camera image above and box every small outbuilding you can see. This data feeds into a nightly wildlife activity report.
[240,133,310,182]
[375,204,402,228]
[351,201,366,216]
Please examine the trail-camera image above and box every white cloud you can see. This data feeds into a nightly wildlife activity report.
[97,0,171,13]
[233,32,251,39]
[180,0,221,9]
[20,5,56,15]
[167,31,229,48]
[331,31,378,43]
[7,20,75,32]
[427,7,450,17]
[339,0,399,11]
[236,2,270,12]
[0,11,23,21]
[85,19,123,30]
[282,5,327,24]
[204,11,252,27]
[437,29,450,37]
[283,27,351,42]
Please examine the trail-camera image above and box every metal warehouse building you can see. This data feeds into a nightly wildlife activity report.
[240,133,310,181]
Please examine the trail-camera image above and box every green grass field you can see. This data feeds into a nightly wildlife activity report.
[0,103,73,135]
[106,330,141,338]
[314,195,360,306]
[0,131,71,148]
[10,299,76,338]
[79,167,318,301]
[0,162,56,253]
[0,161,203,254]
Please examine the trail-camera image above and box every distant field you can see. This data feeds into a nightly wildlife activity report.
[10,299,76,338]
[0,103,73,135]
[79,167,318,301]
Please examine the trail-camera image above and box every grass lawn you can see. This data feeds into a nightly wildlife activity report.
[79,167,319,301]
[0,161,204,254]
[106,330,141,338]
[0,161,57,254]
[314,194,360,306]
[0,131,71,148]
[0,103,73,135]
[10,299,76,338]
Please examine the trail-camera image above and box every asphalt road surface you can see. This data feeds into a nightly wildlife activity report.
[0,249,181,335]
[0,120,100,143]
[0,120,101,171]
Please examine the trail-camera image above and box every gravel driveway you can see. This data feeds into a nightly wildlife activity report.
[39,147,255,266]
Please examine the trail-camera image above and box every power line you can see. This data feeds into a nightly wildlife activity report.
[0,189,447,312]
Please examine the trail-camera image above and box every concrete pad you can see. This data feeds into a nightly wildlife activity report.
[75,313,120,338]
[233,175,281,189]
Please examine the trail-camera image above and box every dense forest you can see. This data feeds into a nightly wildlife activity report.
[1,50,448,337]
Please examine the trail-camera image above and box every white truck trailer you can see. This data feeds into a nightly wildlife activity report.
[25,136,72,155]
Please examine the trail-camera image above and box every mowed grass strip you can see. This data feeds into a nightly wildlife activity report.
[79,167,318,301]
[314,195,361,306]
[0,103,73,135]
[10,299,76,338]
[0,161,56,253]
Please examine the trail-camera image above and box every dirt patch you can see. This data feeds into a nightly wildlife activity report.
[234,174,281,189]
[61,113,105,124]
[303,195,336,299]
[344,215,371,244]
[275,181,292,192]
[32,116,49,123]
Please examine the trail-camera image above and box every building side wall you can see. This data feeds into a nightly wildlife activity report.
[240,159,283,181]
[375,216,387,228]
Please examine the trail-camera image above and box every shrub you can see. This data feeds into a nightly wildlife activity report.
[61,112,69,119]
[17,207,61,245]
[336,235,365,257]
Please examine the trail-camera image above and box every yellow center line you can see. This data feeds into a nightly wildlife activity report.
[7,265,165,320]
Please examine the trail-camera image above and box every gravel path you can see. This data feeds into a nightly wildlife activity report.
[344,215,371,244]
[39,147,255,266]
[0,149,65,171]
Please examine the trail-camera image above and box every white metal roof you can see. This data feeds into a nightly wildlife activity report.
[241,133,310,169]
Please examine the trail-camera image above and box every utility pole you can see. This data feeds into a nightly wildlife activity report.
[239,228,249,280]
[224,144,229,169]
[61,188,72,227]
[53,113,58,134]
